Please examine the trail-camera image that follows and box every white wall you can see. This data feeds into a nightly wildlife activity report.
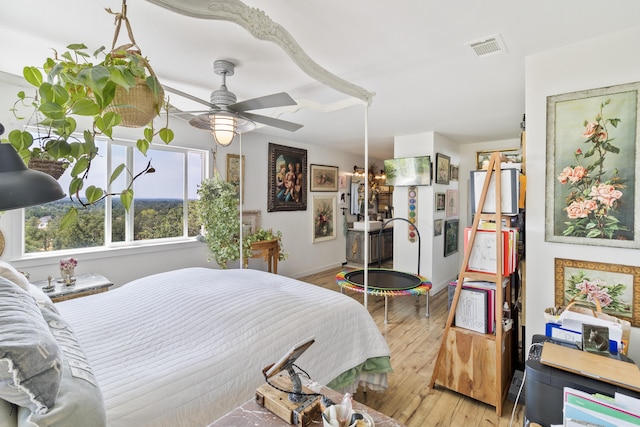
[525,26,640,361]
[0,74,368,285]
[392,132,460,295]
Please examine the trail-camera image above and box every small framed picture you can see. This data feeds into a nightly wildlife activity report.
[450,164,459,181]
[435,153,450,185]
[434,219,443,236]
[312,195,337,242]
[310,164,339,192]
[226,153,245,203]
[435,192,446,211]
[444,219,459,257]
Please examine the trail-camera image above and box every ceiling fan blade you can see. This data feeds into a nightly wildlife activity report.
[241,112,303,132]
[163,85,217,109]
[230,92,297,112]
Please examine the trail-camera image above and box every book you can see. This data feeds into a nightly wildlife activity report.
[455,287,489,333]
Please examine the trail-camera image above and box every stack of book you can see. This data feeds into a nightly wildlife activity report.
[448,278,508,334]
[463,223,518,276]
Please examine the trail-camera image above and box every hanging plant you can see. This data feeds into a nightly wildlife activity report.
[4,1,173,228]
[197,176,287,268]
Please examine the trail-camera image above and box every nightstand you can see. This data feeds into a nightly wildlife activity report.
[33,272,113,303]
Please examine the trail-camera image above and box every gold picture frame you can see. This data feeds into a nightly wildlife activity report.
[476,148,520,170]
[554,258,640,327]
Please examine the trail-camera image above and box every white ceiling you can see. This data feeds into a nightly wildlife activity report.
[2,0,640,160]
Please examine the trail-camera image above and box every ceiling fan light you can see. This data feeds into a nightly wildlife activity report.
[211,114,237,146]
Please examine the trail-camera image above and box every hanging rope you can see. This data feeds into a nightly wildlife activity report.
[105,0,140,54]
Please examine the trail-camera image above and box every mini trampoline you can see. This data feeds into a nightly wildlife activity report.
[336,218,432,323]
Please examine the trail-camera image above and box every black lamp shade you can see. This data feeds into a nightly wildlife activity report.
[0,144,65,210]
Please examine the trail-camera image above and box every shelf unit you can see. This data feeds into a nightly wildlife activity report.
[429,151,514,415]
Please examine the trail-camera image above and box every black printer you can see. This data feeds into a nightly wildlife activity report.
[525,334,640,427]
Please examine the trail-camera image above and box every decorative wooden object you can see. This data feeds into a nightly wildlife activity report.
[429,151,513,415]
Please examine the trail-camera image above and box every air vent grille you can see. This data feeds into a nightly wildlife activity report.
[467,34,506,57]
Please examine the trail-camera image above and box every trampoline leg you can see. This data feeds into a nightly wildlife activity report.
[384,296,389,324]
[425,292,430,317]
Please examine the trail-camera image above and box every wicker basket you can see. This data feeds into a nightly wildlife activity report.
[28,158,67,180]
[106,79,164,128]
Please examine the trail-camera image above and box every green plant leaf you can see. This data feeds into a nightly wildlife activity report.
[120,189,134,211]
[77,65,111,94]
[159,128,174,144]
[85,185,103,204]
[7,130,33,151]
[23,66,43,87]
[71,156,89,177]
[136,138,149,155]
[45,139,72,158]
[144,127,153,142]
[71,99,100,116]
[69,177,84,194]
[59,207,79,231]
[109,163,126,185]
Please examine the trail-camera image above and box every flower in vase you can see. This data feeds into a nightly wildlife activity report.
[60,258,78,271]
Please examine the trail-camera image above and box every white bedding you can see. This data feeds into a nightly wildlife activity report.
[55,267,390,427]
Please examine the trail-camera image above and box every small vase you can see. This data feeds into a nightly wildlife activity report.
[60,267,75,285]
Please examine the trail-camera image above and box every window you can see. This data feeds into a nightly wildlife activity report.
[24,138,207,254]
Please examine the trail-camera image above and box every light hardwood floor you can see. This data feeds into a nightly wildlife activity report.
[299,266,526,427]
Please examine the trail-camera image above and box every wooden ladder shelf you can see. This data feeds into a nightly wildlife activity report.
[428,151,513,415]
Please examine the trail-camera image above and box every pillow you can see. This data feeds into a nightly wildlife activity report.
[0,278,62,414]
[0,262,29,291]
[0,399,17,427]
[25,286,57,315]
[18,305,106,427]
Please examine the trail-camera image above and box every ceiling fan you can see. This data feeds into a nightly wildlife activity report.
[164,60,303,146]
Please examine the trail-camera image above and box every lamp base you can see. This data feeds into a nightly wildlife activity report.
[255,374,320,426]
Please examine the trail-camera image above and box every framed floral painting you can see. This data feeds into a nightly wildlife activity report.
[545,82,640,248]
[554,258,640,327]
[312,195,336,243]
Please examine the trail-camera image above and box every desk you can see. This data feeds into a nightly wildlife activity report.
[245,238,279,274]
[209,383,404,427]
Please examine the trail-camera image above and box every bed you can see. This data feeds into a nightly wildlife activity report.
[0,265,391,427]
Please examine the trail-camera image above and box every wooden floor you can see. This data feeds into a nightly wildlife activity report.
[299,266,526,427]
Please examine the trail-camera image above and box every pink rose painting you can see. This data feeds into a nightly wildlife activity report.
[547,84,638,247]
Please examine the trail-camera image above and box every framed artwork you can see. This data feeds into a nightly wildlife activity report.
[312,195,336,243]
[476,148,521,170]
[546,82,639,249]
[444,219,459,257]
[434,219,443,236]
[310,164,339,192]
[435,192,446,212]
[338,175,347,190]
[226,154,244,203]
[446,189,459,217]
[268,143,307,212]
[554,258,640,327]
[450,164,459,181]
[241,210,261,235]
[435,153,450,185]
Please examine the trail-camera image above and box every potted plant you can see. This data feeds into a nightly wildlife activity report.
[6,41,174,226]
[197,176,286,268]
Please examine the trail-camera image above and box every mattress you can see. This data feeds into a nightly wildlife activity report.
[56,267,391,427]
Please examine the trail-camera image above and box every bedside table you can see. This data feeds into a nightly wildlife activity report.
[33,272,113,303]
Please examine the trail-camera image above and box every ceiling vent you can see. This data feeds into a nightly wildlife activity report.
[467,34,506,57]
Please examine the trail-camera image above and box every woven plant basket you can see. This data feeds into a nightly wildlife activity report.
[28,158,67,180]
[106,79,164,128]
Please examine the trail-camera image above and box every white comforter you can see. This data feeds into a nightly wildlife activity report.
[56,267,390,427]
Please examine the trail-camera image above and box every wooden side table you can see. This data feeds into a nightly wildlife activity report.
[245,238,279,274]
[32,272,113,303]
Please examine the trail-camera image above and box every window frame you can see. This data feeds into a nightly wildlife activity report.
[19,136,210,259]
